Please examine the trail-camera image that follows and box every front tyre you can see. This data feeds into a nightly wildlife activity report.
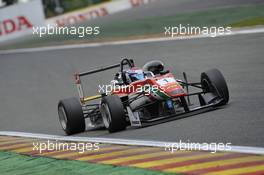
[101,95,126,133]
[201,68,229,106]
[58,97,85,135]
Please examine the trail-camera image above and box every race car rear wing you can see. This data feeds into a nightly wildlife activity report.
[74,58,134,104]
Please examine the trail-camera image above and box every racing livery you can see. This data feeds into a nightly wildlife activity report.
[58,58,229,135]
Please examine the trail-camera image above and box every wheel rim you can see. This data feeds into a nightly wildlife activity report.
[101,103,111,128]
[58,106,67,130]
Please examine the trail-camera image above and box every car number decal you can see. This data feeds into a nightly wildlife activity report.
[156,77,176,86]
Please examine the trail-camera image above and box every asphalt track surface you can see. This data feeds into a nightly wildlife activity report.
[1,32,264,147]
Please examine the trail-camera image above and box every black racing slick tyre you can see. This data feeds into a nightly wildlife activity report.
[201,68,229,106]
[58,97,85,135]
[101,95,126,133]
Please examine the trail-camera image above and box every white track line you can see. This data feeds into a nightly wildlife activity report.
[0,131,263,155]
[0,27,264,55]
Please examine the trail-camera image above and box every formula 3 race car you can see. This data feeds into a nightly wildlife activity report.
[58,58,229,135]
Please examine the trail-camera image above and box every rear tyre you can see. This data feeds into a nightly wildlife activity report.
[101,95,126,133]
[201,68,229,106]
[58,97,85,135]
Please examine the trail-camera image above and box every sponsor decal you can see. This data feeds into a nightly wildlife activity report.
[0,16,33,36]
[0,0,45,42]
[55,7,108,26]
[47,0,155,27]
[130,0,153,7]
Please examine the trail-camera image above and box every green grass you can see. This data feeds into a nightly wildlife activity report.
[1,4,264,49]
[230,16,264,27]
[94,4,264,38]
[0,151,179,175]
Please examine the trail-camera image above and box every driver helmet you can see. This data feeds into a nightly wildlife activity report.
[125,68,145,82]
